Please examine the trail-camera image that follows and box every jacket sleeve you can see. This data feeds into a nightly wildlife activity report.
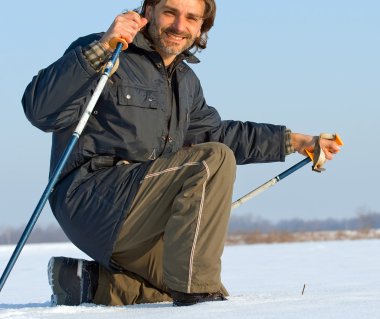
[22,34,101,132]
[185,78,286,165]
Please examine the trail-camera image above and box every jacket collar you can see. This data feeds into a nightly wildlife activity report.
[132,32,200,65]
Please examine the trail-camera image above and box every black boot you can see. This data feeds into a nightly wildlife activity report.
[171,290,227,307]
[48,256,99,306]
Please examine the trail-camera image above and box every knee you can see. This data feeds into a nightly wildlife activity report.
[201,142,236,172]
[211,142,235,164]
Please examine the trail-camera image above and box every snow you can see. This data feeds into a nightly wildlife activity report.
[0,240,379,318]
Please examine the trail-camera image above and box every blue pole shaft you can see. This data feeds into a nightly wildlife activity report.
[0,43,123,293]
[277,156,311,180]
[0,135,79,291]
[231,157,312,211]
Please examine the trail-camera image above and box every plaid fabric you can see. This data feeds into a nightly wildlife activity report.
[285,128,295,155]
[82,41,111,71]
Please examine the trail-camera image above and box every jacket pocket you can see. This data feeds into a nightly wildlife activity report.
[115,84,163,161]
[117,85,160,109]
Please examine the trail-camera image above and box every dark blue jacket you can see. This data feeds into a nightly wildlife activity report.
[22,32,286,267]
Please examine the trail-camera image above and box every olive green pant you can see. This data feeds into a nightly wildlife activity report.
[93,142,236,305]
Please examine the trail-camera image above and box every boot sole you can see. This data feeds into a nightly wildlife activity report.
[47,257,81,306]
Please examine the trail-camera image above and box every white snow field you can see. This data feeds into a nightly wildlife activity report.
[0,239,379,319]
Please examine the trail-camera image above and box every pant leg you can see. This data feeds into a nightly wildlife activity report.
[95,142,236,304]
[94,263,172,306]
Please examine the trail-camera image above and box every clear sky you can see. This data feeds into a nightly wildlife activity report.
[0,0,379,228]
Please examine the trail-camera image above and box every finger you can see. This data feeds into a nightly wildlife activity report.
[115,14,138,31]
[320,139,340,152]
[328,142,341,154]
[119,25,138,42]
[102,12,147,51]
[123,11,147,29]
[124,10,140,21]
[323,145,341,160]
[324,151,334,160]
[109,14,141,50]
[140,17,149,29]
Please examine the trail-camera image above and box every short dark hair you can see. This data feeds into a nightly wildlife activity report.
[138,0,216,52]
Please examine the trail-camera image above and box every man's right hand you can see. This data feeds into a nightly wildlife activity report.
[100,11,148,51]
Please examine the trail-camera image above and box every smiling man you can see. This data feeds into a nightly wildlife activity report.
[145,1,204,62]
[22,0,340,308]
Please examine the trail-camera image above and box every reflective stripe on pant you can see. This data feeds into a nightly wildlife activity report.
[94,142,236,305]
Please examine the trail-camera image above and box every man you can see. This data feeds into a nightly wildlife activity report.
[22,0,340,307]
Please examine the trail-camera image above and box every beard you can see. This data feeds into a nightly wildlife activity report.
[147,16,197,57]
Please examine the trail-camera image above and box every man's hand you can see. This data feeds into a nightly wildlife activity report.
[100,11,148,51]
[291,133,341,160]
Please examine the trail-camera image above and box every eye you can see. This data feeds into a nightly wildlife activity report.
[187,15,202,23]
[163,10,175,16]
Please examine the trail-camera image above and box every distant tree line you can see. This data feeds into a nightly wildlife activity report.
[229,209,380,234]
[1,209,379,245]
[0,225,68,245]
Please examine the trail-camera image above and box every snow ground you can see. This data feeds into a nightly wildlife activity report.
[0,240,379,319]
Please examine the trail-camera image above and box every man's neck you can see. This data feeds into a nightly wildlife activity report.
[160,53,177,67]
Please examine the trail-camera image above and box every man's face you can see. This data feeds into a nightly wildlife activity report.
[146,0,205,62]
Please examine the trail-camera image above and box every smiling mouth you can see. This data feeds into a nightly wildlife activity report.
[165,31,188,42]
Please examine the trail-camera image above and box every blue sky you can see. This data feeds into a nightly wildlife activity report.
[0,0,379,228]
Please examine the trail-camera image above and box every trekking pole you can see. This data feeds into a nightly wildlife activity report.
[231,157,311,210]
[0,42,124,293]
[231,133,344,210]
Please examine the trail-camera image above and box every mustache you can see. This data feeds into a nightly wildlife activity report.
[164,27,191,39]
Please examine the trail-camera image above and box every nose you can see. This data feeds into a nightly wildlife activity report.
[171,15,187,32]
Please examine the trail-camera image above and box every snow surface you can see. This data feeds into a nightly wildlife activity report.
[0,240,379,318]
